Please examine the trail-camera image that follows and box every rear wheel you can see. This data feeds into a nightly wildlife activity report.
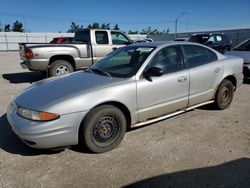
[214,79,234,110]
[79,105,126,153]
[49,60,73,77]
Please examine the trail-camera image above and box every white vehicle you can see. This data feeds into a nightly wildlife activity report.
[225,38,250,79]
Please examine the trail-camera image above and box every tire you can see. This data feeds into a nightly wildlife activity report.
[214,79,234,110]
[79,105,126,153]
[49,60,74,77]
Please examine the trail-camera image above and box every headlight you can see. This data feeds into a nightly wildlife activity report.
[17,107,59,121]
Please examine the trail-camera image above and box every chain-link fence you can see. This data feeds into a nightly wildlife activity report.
[0,32,147,51]
[0,32,74,51]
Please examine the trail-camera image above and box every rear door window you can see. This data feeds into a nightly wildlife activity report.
[183,45,214,68]
[95,31,109,44]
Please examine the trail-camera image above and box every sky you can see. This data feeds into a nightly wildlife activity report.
[0,0,249,33]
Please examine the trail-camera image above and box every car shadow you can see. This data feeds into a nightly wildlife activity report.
[124,158,250,188]
[0,114,60,156]
[197,103,218,111]
[2,72,45,84]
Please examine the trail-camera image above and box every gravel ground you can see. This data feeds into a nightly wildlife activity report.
[0,52,249,188]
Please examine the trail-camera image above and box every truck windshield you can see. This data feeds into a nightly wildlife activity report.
[91,46,155,78]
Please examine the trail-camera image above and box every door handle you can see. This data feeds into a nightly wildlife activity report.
[177,76,187,82]
[214,67,220,73]
[113,47,118,51]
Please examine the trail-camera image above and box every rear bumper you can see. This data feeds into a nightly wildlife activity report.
[20,61,28,69]
[20,59,49,71]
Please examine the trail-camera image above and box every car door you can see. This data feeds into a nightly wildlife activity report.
[182,44,223,106]
[136,45,189,122]
[93,30,114,61]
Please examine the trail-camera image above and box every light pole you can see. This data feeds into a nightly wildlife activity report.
[175,12,188,39]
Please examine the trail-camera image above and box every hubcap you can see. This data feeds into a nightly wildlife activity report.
[219,87,230,104]
[93,116,118,143]
[56,65,70,75]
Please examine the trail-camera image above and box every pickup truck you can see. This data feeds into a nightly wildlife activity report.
[19,29,133,77]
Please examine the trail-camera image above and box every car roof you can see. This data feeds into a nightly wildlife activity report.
[191,33,209,36]
[131,41,224,58]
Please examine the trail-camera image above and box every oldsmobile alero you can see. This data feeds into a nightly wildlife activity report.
[7,41,243,153]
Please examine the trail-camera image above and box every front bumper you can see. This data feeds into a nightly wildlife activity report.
[7,101,87,149]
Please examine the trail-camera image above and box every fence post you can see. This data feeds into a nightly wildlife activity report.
[45,34,48,43]
[26,34,29,42]
[4,34,9,51]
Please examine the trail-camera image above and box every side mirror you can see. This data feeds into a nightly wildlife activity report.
[144,67,163,77]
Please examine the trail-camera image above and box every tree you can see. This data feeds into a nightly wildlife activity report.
[101,23,110,29]
[67,22,80,33]
[4,24,11,32]
[89,22,100,29]
[12,20,24,32]
[133,27,171,35]
[128,30,138,34]
[113,24,120,30]
[0,22,2,32]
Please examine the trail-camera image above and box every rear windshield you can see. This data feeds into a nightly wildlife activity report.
[49,38,58,44]
[189,35,209,44]
[74,30,90,43]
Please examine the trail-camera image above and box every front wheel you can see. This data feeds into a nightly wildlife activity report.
[79,105,126,153]
[214,79,234,110]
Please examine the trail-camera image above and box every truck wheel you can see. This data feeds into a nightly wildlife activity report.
[49,60,73,77]
[79,105,126,153]
[214,79,234,110]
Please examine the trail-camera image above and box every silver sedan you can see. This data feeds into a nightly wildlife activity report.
[7,41,243,153]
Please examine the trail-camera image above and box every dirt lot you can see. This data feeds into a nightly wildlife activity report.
[0,52,249,188]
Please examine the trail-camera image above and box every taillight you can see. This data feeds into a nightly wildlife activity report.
[25,49,33,59]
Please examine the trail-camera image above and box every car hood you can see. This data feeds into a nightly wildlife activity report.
[15,71,125,112]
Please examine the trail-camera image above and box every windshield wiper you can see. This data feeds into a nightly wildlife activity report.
[90,68,111,77]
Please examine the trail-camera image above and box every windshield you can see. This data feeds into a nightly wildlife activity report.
[233,39,250,51]
[91,46,155,78]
